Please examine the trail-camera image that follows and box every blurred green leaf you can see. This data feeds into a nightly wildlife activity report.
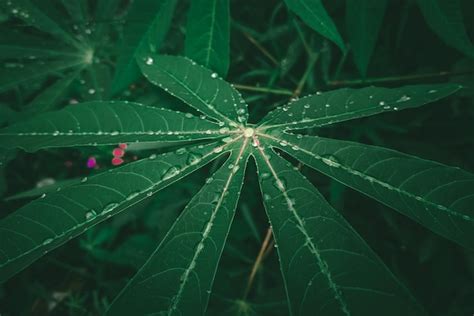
[185,0,230,77]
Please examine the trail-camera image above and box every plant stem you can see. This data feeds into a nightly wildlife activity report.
[293,53,319,97]
[232,84,293,96]
[242,32,279,66]
[243,227,273,299]
[327,69,474,87]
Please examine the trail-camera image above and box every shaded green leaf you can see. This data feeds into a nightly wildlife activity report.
[253,146,425,315]
[107,139,249,315]
[111,0,177,94]
[283,0,344,51]
[0,58,86,93]
[23,70,80,114]
[1,0,81,49]
[0,101,223,152]
[259,84,460,130]
[417,0,474,58]
[185,0,230,77]
[346,0,387,76]
[137,54,248,125]
[0,139,235,283]
[262,132,474,250]
[5,178,81,201]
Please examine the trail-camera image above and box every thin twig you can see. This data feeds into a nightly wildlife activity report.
[232,84,293,96]
[243,32,279,66]
[243,227,273,299]
[327,69,474,87]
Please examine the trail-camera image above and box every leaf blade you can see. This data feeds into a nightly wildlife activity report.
[259,84,461,130]
[417,0,474,58]
[346,0,387,76]
[263,132,474,250]
[0,101,223,152]
[185,0,230,77]
[111,0,177,94]
[137,54,248,125]
[0,140,236,283]
[107,139,249,315]
[284,0,344,51]
[253,145,425,315]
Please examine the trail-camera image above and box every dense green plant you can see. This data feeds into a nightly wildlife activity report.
[0,0,473,315]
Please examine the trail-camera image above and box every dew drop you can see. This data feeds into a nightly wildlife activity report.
[81,177,88,183]
[211,72,218,78]
[186,152,202,165]
[175,148,187,155]
[146,57,154,65]
[397,95,411,102]
[321,155,340,168]
[43,238,53,245]
[162,166,180,180]
[88,88,96,95]
[103,203,119,213]
[263,194,271,201]
[261,172,271,180]
[85,210,97,220]
[219,127,230,134]
[126,192,140,201]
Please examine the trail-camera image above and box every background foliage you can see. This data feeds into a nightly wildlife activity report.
[0,0,473,315]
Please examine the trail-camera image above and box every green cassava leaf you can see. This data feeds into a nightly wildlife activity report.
[23,70,80,114]
[0,0,82,49]
[0,101,223,152]
[261,132,474,250]
[417,0,474,58]
[111,0,177,94]
[0,31,80,59]
[185,0,230,77]
[283,0,345,51]
[107,139,249,315]
[0,139,236,283]
[253,146,425,315]
[346,0,387,77]
[259,84,461,130]
[137,54,249,125]
[0,58,86,93]
[5,178,81,201]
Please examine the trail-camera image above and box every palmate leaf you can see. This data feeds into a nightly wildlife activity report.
[137,54,249,125]
[253,145,425,315]
[260,132,474,250]
[417,0,474,58]
[259,84,461,130]
[0,57,87,93]
[185,0,230,77]
[346,0,387,77]
[111,0,177,94]
[107,139,249,315]
[283,0,344,51]
[0,0,82,49]
[0,139,237,283]
[0,101,223,152]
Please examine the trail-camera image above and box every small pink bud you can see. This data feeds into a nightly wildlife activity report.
[86,157,97,168]
[112,157,124,166]
[113,148,125,157]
